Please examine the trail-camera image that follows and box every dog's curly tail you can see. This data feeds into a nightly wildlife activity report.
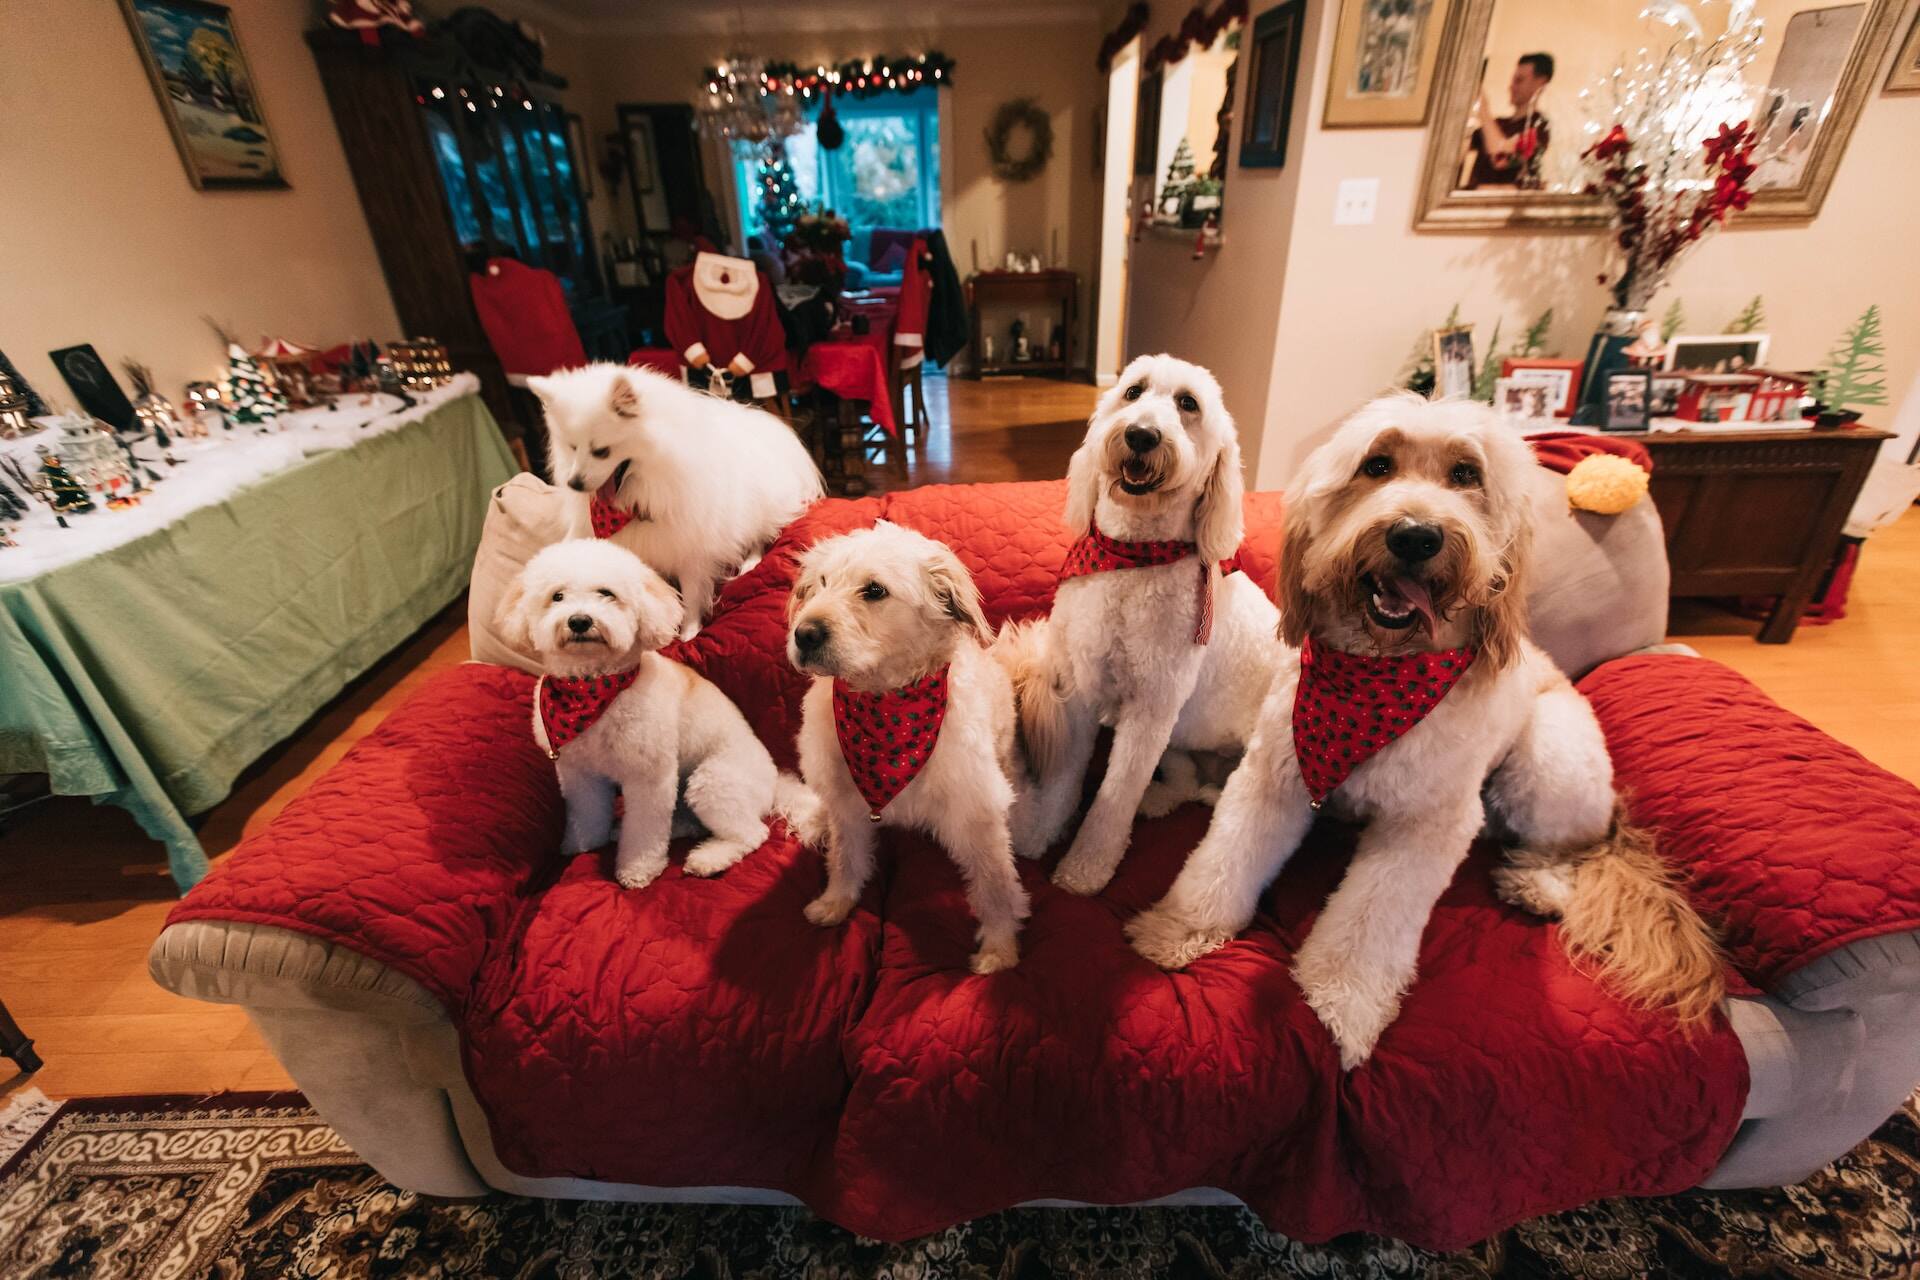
[1500,802,1725,1030]
[992,619,1069,778]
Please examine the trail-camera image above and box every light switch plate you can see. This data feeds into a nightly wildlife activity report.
[1334,178,1380,226]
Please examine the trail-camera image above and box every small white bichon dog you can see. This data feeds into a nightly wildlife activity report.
[529,362,824,639]
[786,522,1032,974]
[500,538,789,890]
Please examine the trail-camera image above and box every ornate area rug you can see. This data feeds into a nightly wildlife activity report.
[1,1091,1916,1279]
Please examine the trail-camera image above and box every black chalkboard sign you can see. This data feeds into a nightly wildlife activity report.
[49,344,136,431]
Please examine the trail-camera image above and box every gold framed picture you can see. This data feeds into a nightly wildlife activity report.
[1325,0,1456,127]
[1889,8,1920,91]
[117,0,286,190]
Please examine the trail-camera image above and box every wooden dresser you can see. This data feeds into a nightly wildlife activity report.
[1632,427,1891,643]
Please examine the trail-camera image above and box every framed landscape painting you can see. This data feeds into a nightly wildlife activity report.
[118,0,285,189]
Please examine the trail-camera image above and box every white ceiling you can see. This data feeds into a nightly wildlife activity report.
[501,0,1102,38]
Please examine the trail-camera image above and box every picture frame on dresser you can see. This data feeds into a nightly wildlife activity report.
[1666,334,1771,374]
[1500,356,1582,417]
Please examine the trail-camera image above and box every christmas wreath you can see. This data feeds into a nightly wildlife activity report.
[984,98,1053,182]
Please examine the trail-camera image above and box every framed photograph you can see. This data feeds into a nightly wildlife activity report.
[1665,334,1771,374]
[1649,373,1688,418]
[1885,7,1920,91]
[1500,356,1582,417]
[48,344,137,431]
[1603,370,1653,432]
[1240,1,1307,168]
[117,0,285,190]
[1494,376,1556,425]
[1325,0,1455,127]
[1433,325,1475,399]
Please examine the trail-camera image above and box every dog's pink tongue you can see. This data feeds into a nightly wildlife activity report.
[1376,572,1440,640]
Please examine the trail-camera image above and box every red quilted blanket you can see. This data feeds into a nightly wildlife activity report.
[169,479,1920,1246]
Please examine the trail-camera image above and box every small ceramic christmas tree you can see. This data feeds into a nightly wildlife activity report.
[1659,297,1686,343]
[1514,308,1554,358]
[1159,137,1196,217]
[1816,304,1888,414]
[757,142,804,240]
[223,342,280,425]
[38,450,95,513]
[1472,318,1504,402]
[1725,295,1765,335]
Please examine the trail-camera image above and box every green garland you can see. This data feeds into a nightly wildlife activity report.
[985,98,1052,183]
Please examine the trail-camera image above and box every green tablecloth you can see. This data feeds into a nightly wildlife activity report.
[0,392,516,890]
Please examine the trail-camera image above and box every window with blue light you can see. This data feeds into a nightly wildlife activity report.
[736,86,941,244]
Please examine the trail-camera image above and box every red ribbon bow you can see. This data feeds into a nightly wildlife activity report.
[1291,637,1477,806]
[536,668,642,758]
[832,665,950,819]
[1060,528,1226,644]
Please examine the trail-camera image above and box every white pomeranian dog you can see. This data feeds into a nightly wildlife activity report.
[500,538,806,890]
[529,362,824,639]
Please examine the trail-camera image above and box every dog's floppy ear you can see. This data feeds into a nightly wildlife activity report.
[1473,423,1537,668]
[493,570,540,656]
[1276,501,1314,648]
[924,546,993,646]
[608,369,641,420]
[1193,430,1245,566]
[623,559,684,652]
[1063,428,1102,537]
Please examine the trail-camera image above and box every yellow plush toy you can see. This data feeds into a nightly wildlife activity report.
[1565,453,1650,515]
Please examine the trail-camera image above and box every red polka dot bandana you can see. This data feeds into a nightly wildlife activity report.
[832,665,950,819]
[1291,636,1477,807]
[535,669,641,759]
[1060,528,1223,644]
[589,477,636,539]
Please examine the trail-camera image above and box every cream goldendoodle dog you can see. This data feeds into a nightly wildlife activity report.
[502,538,790,890]
[787,522,1032,974]
[1000,353,1282,893]
[1128,394,1724,1067]
[530,363,823,640]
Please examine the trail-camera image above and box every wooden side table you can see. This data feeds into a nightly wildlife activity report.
[1634,426,1891,643]
[966,270,1077,379]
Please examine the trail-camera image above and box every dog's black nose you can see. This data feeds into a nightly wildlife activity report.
[567,476,586,492]
[793,620,829,653]
[1123,425,1160,455]
[567,613,594,635]
[1386,519,1444,563]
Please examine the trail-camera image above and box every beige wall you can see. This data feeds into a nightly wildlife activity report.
[1124,0,1328,483]
[0,0,399,410]
[557,15,1105,363]
[1251,0,1920,488]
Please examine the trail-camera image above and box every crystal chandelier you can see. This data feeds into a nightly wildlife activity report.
[697,57,804,144]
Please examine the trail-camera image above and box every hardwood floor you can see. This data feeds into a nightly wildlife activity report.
[3,376,1914,1104]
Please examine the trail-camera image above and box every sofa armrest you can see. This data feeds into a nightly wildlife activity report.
[165,662,560,1013]
[1578,654,1920,998]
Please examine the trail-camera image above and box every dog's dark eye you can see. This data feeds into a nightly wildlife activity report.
[1450,461,1482,487]
[590,446,611,459]
[1176,393,1199,413]
[1361,454,1393,478]
[551,591,564,602]
[860,581,889,602]
[597,588,616,599]
[1123,383,1144,401]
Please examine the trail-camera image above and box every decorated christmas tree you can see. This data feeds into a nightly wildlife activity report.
[223,342,280,425]
[38,450,95,513]
[756,142,804,240]
[1159,137,1196,217]
[1816,304,1888,412]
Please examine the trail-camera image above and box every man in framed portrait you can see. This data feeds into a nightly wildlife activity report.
[1465,52,1553,189]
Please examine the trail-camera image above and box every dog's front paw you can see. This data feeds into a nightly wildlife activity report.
[1125,905,1234,970]
[1136,781,1185,819]
[1051,829,1124,895]
[969,938,1020,975]
[1293,943,1399,1071]
[804,892,857,927]
[684,835,756,878]
[614,852,669,890]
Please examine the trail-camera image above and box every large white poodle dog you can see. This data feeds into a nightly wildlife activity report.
[787,522,1032,974]
[1001,354,1282,893]
[529,362,823,639]
[1127,394,1724,1067]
